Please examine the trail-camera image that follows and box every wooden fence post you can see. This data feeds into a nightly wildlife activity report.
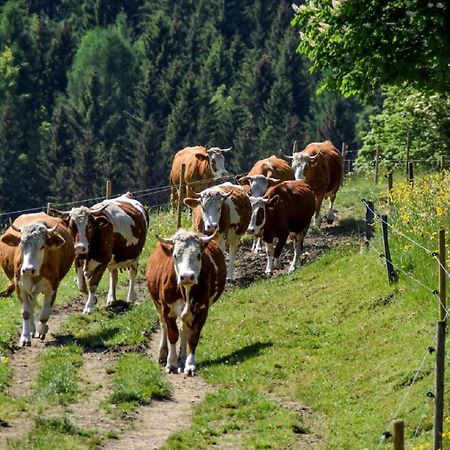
[434,320,446,450]
[177,164,186,229]
[439,155,446,172]
[392,419,404,450]
[364,200,374,246]
[292,140,299,155]
[405,130,411,177]
[341,142,347,182]
[407,162,414,186]
[105,180,112,199]
[438,229,447,321]
[374,146,380,185]
[46,202,52,215]
[381,214,396,283]
[387,172,393,197]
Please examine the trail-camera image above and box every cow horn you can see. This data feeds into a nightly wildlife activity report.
[237,175,250,185]
[10,220,21,233]
[49,206,72,215]
[219,146,232,153]
[267,177,280,184]
[44,223,58,234]
[282,153,294,160]
[199,230,217,243]
[89,204,108,214]
[308,150,321,161]
[221,191,232,199]
[156,235,174,245]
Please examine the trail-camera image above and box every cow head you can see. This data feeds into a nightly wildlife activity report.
[1,222,65,276]
[184,188,232,233]
[247,195,279,236]
[195,146,232,179]
[157,229,216,286]
[62,205,109,256]
[285,151,321,181]
[238,175,280,197]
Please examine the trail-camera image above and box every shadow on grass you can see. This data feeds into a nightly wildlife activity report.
[202,341,273,368]
[50,327,121,351]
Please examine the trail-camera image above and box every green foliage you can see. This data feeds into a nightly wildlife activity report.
[34,345,84,404]
[108,353,171,412]
[292,0,450,96]
[358,87,450,167]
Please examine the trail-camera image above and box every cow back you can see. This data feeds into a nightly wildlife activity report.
[264,181,315,238]
[248,155,294,181]
[170,146,215,192]
[303,141,343,195]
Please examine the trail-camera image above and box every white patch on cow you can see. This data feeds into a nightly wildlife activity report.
[70,207,91,255]
[265,241,275,275]
[249,175,269,197]
[76,266,85,293]
[168,298,185,319]
[198,188,224,233]
[248,196,266,236]
[327,198,335,223]
[83,259,101,279]
[107,269,118,305]
[292,154,308,181]
[207,148,229,179]
[226,196,240,226]
[83,287,97,314]
[171,232,203,285]
[18,223,49,276]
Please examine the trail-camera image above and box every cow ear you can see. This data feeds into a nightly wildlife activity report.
[184,198,200,209]
[195,153,208,161]
[266,195,280,207]
[93,215,110,228]
[46,232,65,249]
[1,233,20,247]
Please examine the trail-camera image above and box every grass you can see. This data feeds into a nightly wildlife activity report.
[34,344,84,405]
[0,170,449,448]
[5,416,100,450]
[107,353,171,413]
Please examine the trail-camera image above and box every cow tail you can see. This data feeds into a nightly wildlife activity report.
[0,282,15,298]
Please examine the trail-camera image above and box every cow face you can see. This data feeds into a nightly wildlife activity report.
[1,222,65,276]
[196,147,231,179]
[64,206,110,256]
[157,229,216,286]
[239,175,280,197]
[247,195,279,236]
[291,151,321,181]
[185,188,231,233]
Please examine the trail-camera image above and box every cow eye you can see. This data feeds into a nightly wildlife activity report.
[40,245,45,250]
[197,253,201,260]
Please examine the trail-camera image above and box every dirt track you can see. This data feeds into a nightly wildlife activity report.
[1,212,362,449]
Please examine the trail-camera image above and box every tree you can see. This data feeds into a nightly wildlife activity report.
[291,0,450,96]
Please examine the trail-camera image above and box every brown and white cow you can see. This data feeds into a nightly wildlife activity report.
[169,145,232,204]
[247,181,315,275]
[284,141,343,227]
[146,229,226,375]
[236,155,294,252]
[184,183,251,281]
[236,155,294,197]
[59,193,148,314]
[0,213,74,346]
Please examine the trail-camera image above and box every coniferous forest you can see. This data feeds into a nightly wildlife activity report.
[0,0,362,214]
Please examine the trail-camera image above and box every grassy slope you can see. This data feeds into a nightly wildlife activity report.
[0,172,448,449]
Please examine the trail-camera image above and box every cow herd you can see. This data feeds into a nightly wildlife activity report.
[0,140,343,376]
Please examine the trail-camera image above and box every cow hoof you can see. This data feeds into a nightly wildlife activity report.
[184,367,196,377]
[165,366,178,374]
[83,307,93,314]
[326,218,334,225]
[21,340,31,347]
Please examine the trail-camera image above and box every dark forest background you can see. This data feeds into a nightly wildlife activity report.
[0,0,363,214]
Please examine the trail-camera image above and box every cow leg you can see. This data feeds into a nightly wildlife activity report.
[184,310,208,376]
[76,263,88,298]
[164,314,180,374]
[252,237,263,253]
[274,234,287,270]
[158,318,168,365]
[126,264,138,303]
[37,289,56,340]
[178,320,188,370]
[326,193,337,224]
[83,266,106,314]
[226,237,239,281]
[265,242,275,275]
[19,291,33,346]
[106,268,118,306]
[314,193,325,227]
[170,185,178,205]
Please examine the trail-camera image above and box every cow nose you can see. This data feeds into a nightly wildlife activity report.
[75,243,87,254]
[179,272,196,285]
[206,223,217,232]
[21,265,36,275]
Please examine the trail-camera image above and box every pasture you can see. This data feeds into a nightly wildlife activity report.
[0,169,449,449]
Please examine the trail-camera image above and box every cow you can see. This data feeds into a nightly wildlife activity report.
[247,180,315,275]
[56,193,148,314]
[236,155,294,197]
[284,141,343,227]
[169,145,232,204]
[236,155,294,252]
[0,213,74,346]
[146,228,226,375]
[184,183,251,281]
